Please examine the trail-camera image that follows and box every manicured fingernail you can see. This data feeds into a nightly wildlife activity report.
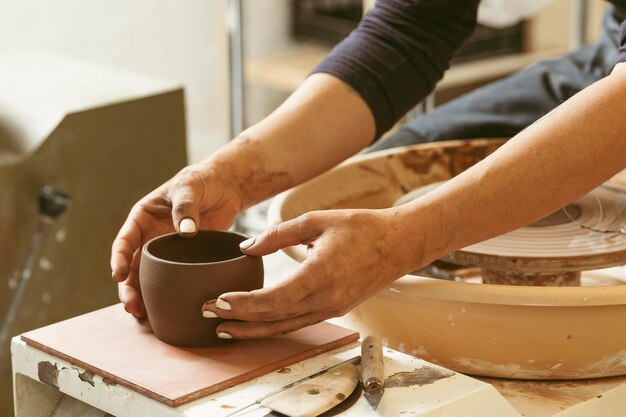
[111,271,117,281]
[216,298,231,310]
[239,238,255,250]
[202,310,217,318]
[217,332,232,339]
[180,218,197,234]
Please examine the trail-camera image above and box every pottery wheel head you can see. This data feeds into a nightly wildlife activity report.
[394,183,626,273]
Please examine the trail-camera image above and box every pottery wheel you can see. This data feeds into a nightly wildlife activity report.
[269,139,626,379]
[394,182,626,286]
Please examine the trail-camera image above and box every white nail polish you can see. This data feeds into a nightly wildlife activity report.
[239,238,255,250]
[202,310,217,318]
[180,218,197,234]
[217,332,233,339]
[216,298,231,310]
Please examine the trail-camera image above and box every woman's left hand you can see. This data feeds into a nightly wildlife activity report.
[201,208,421,339]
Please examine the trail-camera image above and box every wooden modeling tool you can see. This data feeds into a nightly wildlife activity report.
[224,356,361,417]
[361,335,385,410]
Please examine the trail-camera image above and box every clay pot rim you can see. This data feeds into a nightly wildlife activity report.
[143,230,251,266]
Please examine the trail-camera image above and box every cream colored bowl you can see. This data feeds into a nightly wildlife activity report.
[267,139,626,379]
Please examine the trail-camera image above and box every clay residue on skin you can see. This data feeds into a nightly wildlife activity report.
[227,135,294,207]
[79,370,96,387]
[38,361,59,388]
[276,367,291,374]
[236,169,292,209]
[384,365,454,389]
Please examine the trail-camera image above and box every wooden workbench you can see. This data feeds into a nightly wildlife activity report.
[11,299,626,417]
[12,336,523,417]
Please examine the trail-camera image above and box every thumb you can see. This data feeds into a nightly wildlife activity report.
[240,215,320,256]
[169,177,204,237]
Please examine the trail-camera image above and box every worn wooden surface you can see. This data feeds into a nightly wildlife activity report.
[13,338,527,417]
[15,335,626,416]
[20,304,359,407]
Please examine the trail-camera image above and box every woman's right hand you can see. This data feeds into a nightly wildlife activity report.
[110,72,377,319]
[110,162,243,318]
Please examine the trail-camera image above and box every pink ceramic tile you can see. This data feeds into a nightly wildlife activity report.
[22,304,358,406]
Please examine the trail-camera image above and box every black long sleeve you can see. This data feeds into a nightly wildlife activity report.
[312,0,480,139]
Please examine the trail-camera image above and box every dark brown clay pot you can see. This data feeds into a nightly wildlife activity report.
[140,230,264,347]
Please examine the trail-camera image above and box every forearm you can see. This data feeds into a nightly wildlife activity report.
[401,64,626,268]
[193,0,481,210]
[314,0,479,138]
[205,73,375,209]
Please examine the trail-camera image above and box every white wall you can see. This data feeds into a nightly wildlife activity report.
[0,0,230,163]
[244,0,294,60]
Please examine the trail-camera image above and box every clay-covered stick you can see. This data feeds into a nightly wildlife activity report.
[361,335,384,391]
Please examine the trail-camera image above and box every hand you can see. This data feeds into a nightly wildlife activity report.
[111,163,242,318]
[201,208,419,339]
